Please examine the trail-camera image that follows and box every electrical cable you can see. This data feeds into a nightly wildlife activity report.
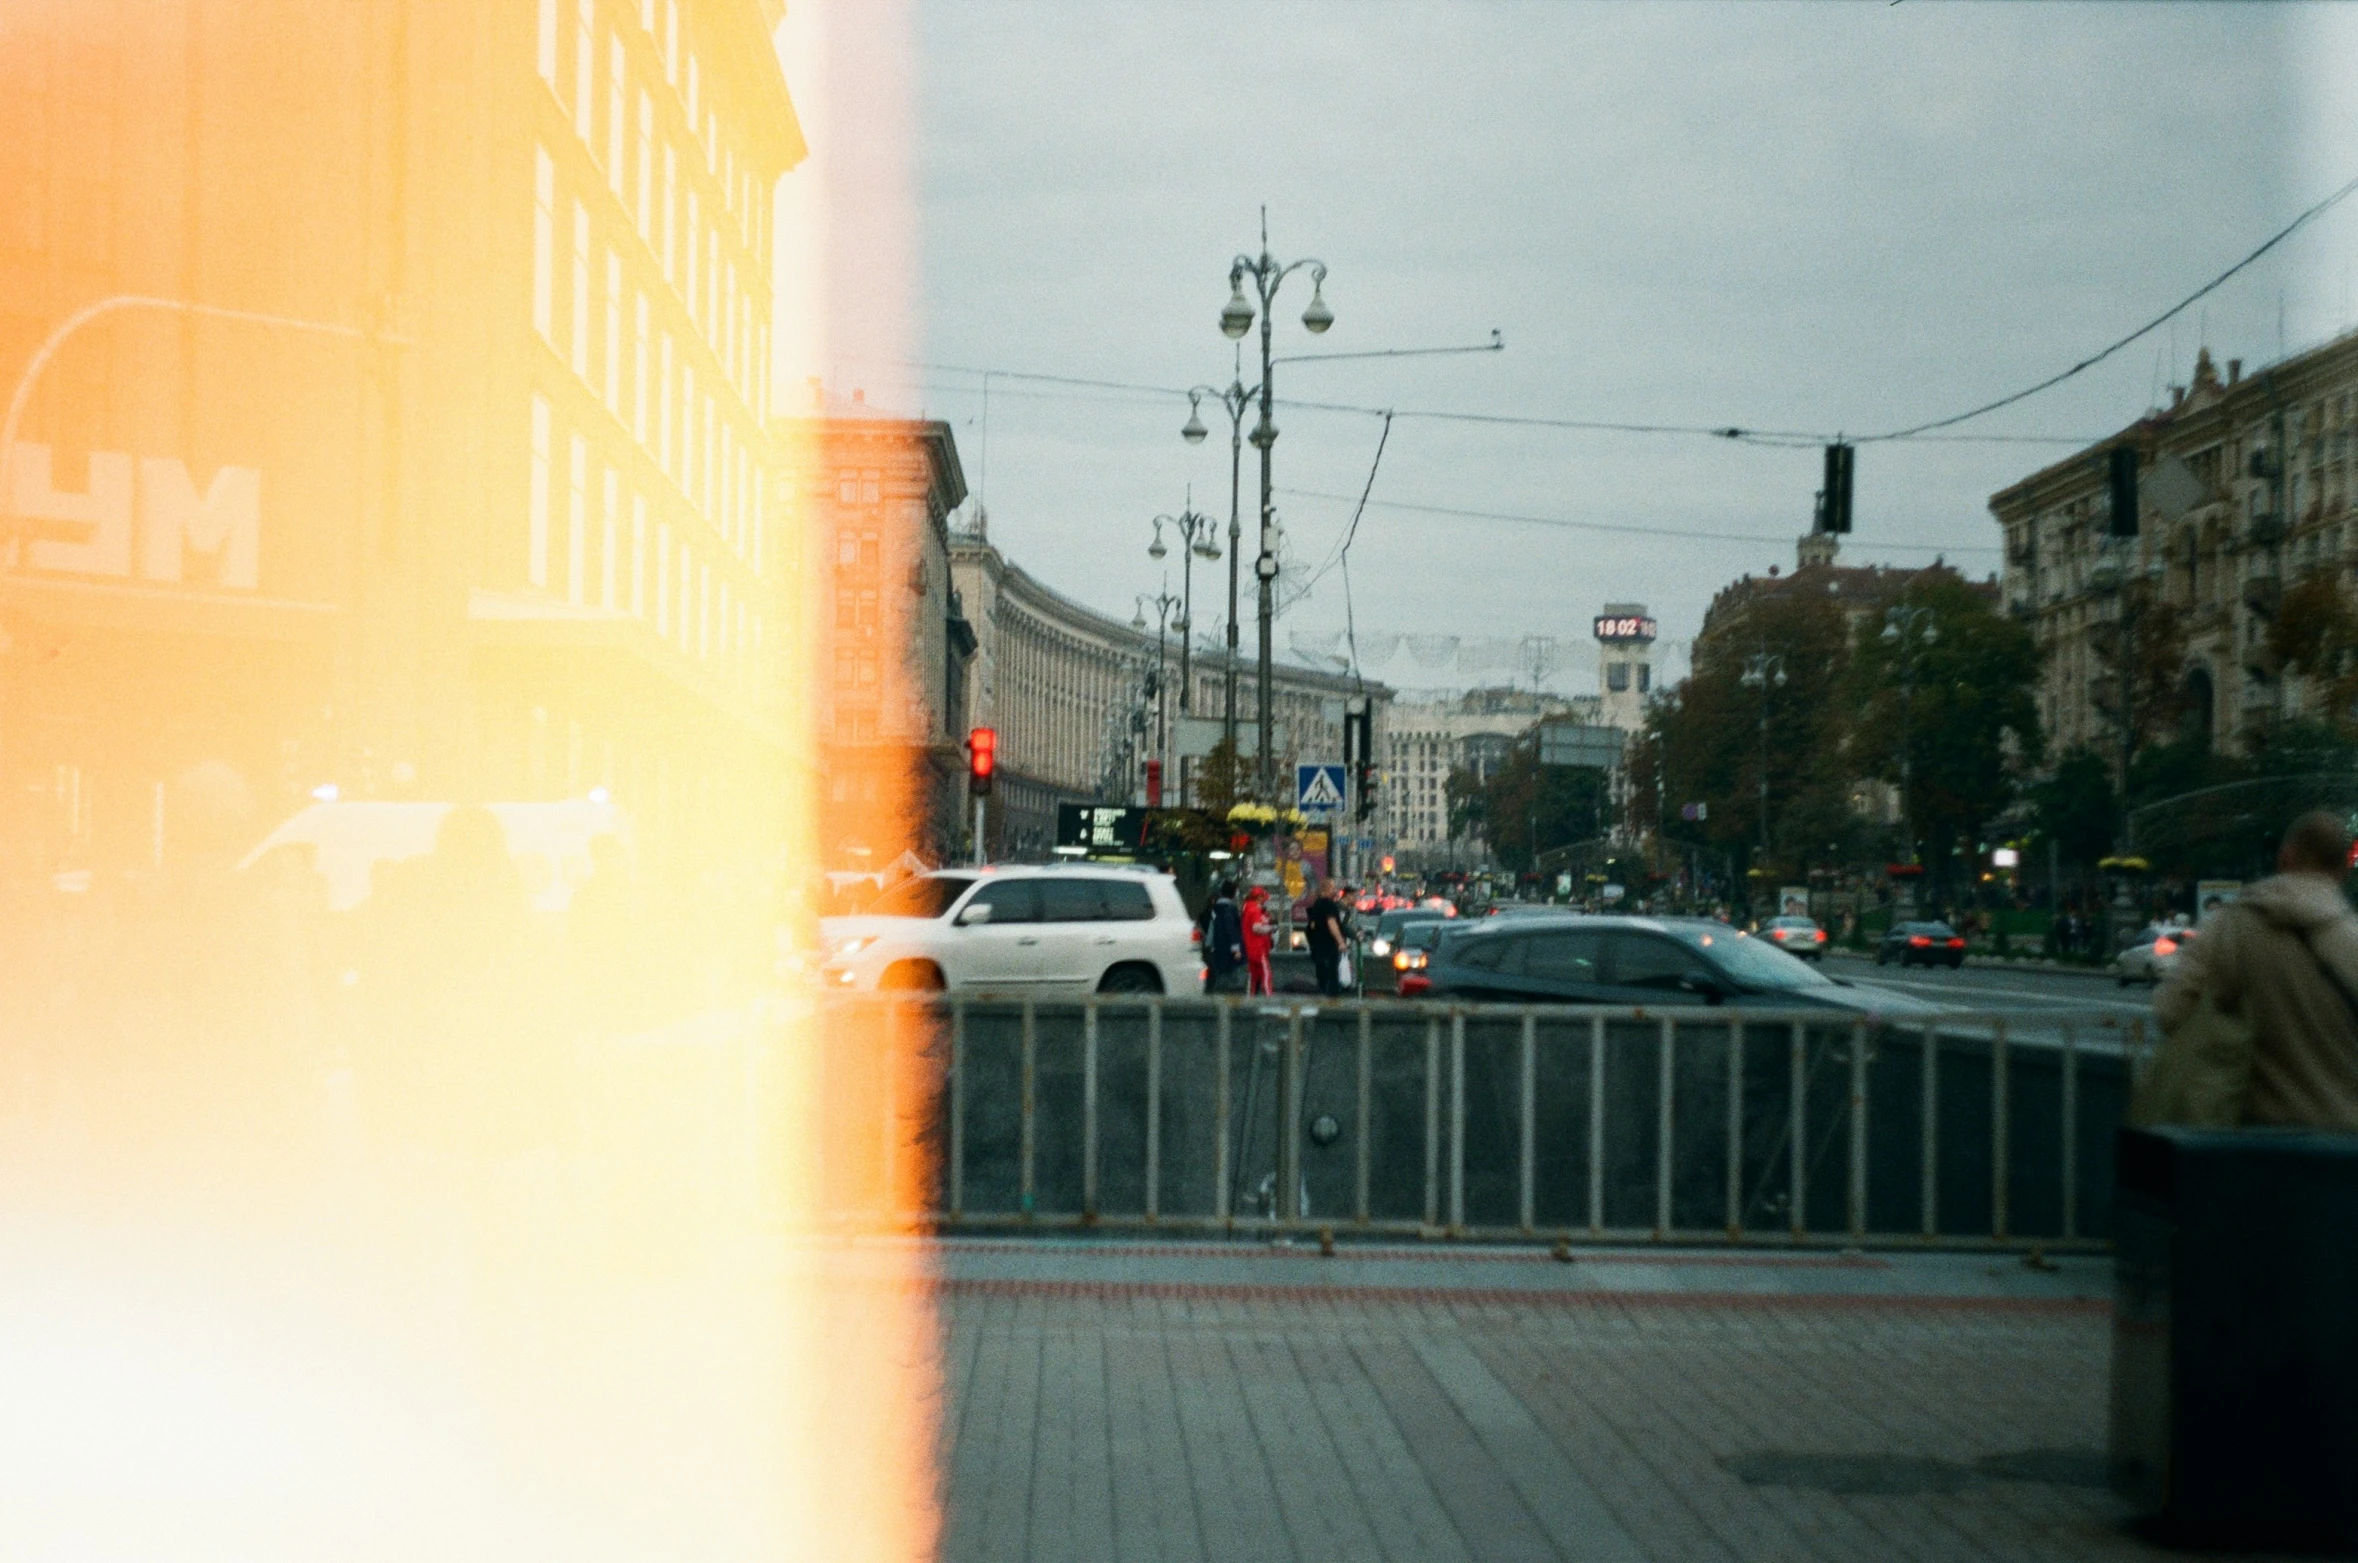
[1862,166,2358,440]
[1276,485,1999,557]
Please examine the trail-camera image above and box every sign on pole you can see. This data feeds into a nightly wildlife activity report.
[1295,762,1347,815]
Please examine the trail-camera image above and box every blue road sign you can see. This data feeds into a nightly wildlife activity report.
[1296,762,1347,814]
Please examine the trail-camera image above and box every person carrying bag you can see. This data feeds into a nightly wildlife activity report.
[2139,810,2358,1130]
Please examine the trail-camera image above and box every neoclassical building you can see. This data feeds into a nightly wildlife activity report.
[1992,334,2358,764]
[950,515,1391,860]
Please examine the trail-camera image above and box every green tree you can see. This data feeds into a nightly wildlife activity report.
[1850,574,2042,889]
[1456,737,1612,873]
[2027,748,2116,868]
[1650,586,1855,890]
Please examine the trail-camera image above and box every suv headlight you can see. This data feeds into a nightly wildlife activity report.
[1370,938,1393,956]
[829,934,878,960]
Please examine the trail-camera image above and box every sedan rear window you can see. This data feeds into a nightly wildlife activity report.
[865,874,974,918]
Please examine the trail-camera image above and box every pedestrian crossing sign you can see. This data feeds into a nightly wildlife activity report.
[1296,762,1347,814]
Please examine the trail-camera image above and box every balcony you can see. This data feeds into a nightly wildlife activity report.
[2245,513,2288,549]
[2243,576,2282,620]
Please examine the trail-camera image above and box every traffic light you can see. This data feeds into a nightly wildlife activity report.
[2106,445,2139,537]
[1820,442,1854,534]
[967,726,996,797]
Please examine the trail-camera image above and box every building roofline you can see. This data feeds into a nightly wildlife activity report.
[776,415,969,517]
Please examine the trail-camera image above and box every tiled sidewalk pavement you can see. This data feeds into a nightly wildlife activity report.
[921,1239,2287,1563]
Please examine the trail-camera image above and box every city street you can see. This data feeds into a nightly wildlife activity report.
[1826,953,2159,1052]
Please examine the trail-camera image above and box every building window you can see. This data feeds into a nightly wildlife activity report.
[538,0,559,85]
[573,0,595,146]
[635,93,654,238]
[570,201,590,377]
[602,467,620,607]
[532,149,555,339]
[656,521,673,634]
[632,292,649,440]
[603,251,622,410]
[529,396,551,587]
[1607,662,1630,692]
[568,434,588,604]
[661,143,676,283]
[630,492,647,616]
[1636,663,1651,693]
[607,35,625,189]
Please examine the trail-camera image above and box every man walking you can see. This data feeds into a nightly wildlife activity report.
[2155,809,2358,1128]
[1304,878,1347,998]
[1201,880,1246,995]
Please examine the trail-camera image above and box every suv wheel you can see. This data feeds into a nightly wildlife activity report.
[1097,963,1163,995]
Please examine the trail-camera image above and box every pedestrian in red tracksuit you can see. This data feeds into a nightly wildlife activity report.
[1243,886,1276,996]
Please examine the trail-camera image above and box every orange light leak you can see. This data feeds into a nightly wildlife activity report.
[0,1,940,1556]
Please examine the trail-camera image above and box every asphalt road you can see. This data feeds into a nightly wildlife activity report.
[1824,950,2158,1050]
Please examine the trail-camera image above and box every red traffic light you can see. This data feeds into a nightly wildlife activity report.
[967,727,996,796]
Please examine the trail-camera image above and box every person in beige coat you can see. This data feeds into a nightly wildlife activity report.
[2154,810,2358,1129]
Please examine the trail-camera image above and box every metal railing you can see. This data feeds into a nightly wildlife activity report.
[826,996,2150,1251]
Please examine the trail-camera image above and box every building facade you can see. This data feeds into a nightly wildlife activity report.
[0,0,806,887]
[1379,686,1598,864]
[951,516,1392,860]
[1991,339,2358,763]
[775,405,970,867]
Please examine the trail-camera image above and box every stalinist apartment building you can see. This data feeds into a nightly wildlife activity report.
[0,0,806,885]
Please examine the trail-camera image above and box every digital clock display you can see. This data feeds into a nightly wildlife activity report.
[1593,615,1658,642]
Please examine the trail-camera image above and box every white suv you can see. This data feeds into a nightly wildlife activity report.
[819,865,1200,995]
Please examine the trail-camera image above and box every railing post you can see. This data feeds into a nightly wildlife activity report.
[1354,1007,1372,1225]
[1215,1002,1232,1228]
[1020,999,1037,1220]
[1587,1013,1606,1237]
[949,1000,966,1221]
[1145,1000,1162,1223]
[1424,1013,1441,1231]
[1725,1018,1744,1239]
[1518,1011,1538,1234]
[1788,1020,1807,1241]
[1990,1017,2010,1242]
[1279,1006,1305,1226]
[1082,1001,1100,1223]
[1846,1020,1868,1243]
[1448,1009,1467,1236]
[1919,1023,1938,1239]
[2061,1016,2079,1241]
[1655,1015,1675,1241]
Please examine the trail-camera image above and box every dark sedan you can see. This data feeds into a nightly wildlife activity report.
[1414,915,1939,1016]
[1874,921,1967,969]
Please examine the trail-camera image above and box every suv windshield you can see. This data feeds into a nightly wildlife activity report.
[864,874,975,919]
[1670,925,1833,991]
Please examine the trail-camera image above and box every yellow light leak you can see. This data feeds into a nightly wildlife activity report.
[0,2,940,1556]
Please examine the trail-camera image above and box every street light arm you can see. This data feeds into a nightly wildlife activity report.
[1,293,398,516]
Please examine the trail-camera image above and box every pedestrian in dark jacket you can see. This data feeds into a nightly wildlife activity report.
[1203,880,1246,993]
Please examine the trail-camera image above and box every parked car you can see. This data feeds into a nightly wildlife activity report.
[1369,905,1466,956]
[818,865,1198,995]
[1405,915,1940,1016]
[2115,923,2196,987]
[1760,915,1828,961]
[1371,915,1450,994]
[1874,921,1967,969]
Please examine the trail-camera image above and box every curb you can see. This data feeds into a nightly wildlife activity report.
[1824,948,2118,981]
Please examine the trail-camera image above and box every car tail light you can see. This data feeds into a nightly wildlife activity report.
[1946,938,1965,949]
[1398,973,1432,997]
[1812,930,1826,942]
[1190,924,1201,946]
[2154,937,2178,956]
[1908,935,1931,948]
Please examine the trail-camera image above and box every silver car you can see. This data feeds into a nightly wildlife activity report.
[2115,924,2196,986]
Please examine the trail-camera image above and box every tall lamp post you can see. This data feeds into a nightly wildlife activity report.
[1217,213,1332,800]
[1881,603,1938,871]
[1148,500,1221,719]
[1738,651,1787,886]
[1134,588,1181,802]
[1183,364,1252,762]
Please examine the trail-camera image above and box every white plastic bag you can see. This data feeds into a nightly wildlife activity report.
[1337,952,1355,988]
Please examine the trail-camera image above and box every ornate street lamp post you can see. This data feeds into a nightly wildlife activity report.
[1134,587,1182,802]
[1148,499,1221,721]
[1216,212,1331,800]
[1183,365,1252,763]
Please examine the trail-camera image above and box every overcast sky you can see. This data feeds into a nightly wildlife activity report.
[782,2,2358,697]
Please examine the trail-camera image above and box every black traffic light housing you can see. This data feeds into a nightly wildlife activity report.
[1821,442,1854,534]
[2107,446,2140,538]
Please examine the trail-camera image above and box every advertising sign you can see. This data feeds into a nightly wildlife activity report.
[1055,804,1149,855]
[2195,880,2241,927]
[1778,885,1810,918]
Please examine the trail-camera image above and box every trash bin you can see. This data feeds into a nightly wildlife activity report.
[2111,1125,2358,1548]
